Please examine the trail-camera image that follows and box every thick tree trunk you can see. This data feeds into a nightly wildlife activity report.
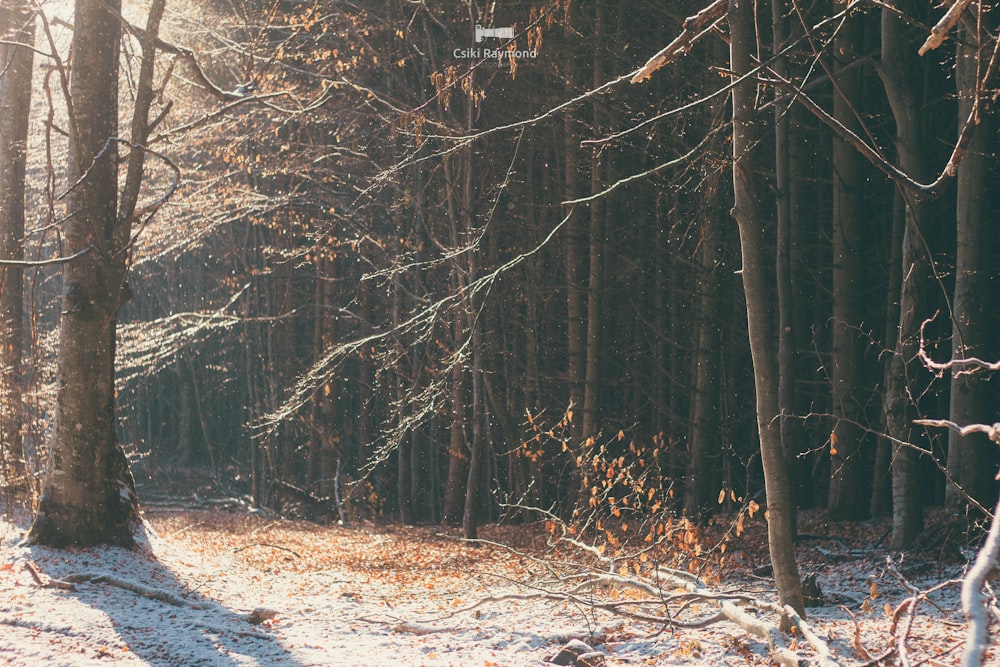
[729,0,804,616]
[946,23,998,512]
[29,0,165,547]
[827,7,869,520]
[0,0,33,500]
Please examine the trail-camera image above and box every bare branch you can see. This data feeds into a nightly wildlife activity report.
[919,0,975,56]
[962,495,1000,667]
[630,0,727,83]
[917,313,1000,376]
[0,246,92,267]
[912,419,1000,445]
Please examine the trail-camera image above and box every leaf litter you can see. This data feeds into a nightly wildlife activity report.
[0,508,983,665]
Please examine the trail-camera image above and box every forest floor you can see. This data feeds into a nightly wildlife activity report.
[0,474,985,665]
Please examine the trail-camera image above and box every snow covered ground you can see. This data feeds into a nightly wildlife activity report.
[0,508,979,666]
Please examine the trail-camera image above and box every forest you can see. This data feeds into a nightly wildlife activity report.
[1,0,999,664]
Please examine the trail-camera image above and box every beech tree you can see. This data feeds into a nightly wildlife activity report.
[727,0,804,616]
[27,0,169,546]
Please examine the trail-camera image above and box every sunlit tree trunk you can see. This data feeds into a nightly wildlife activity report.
[28,0,165,547]
[729,0,804,616]
[0,0,33,500]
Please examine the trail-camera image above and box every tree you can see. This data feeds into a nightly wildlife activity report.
[728,0,804,616]
[0,0,34,502]
[946,15,998,513]
[826,5,871,521]
[879,0,935,549]
[27,0,168,547]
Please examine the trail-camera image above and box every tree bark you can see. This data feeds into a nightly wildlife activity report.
[878,0,931,549]
[685,195,722,517]
[28,0,166,547]
[827,6,869,521]
[581,0,607,443]
[563,21,586,446]
[946,20,998,512]
[729,0,804,616]
[0,0,33,500]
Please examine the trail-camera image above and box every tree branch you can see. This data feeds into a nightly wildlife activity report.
[630,0,727,83]
[918,0,975,56]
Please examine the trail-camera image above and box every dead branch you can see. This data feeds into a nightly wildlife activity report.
[918,313,1000,377]
[918,0,975,56]
[913,419,1000,445]
[449,521,838,664]
[961,494,1000,667]
[631,0,727,83]
[0,246,92,267]
[356,615,460,635]
[59,571,215,609]
[654,566,839,667]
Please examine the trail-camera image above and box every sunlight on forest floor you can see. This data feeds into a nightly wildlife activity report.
[0,502,979,666]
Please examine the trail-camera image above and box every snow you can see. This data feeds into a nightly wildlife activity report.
[0,509,981,666]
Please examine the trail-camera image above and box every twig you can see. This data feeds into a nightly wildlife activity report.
[842,604,873,661]
[918,313,1000,376]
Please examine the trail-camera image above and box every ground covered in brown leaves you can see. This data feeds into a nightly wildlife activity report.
[0,493,983,665]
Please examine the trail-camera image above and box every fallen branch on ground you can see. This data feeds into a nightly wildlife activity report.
[56,571,215,609]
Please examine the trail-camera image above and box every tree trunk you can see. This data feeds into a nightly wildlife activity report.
[827,7,869,520]
[871,191,904,517]
[879,1,931,549]
[946,20,998,512]
[563,15,586,446]
[29,0,165,547]
[772,0,805,515]
[685,196,722,516]
[442,361,468,524]
[581,0,607,443]
[0,0,33,501]
[729,0,805,616]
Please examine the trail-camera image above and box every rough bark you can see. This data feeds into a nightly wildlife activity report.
[729,0,804,616]
[28,0,166,547]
